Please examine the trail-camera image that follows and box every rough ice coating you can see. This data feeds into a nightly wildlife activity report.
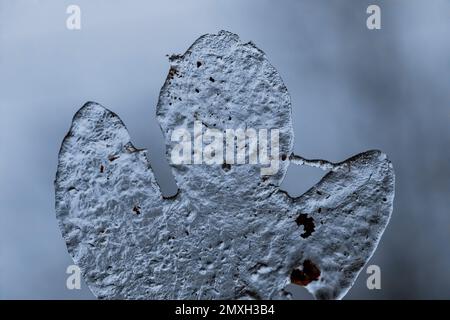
[55,31,395,300]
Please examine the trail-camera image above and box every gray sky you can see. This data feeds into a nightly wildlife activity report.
[1,0,450,299]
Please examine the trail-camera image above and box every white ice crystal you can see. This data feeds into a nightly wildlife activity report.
[55,31,394,299]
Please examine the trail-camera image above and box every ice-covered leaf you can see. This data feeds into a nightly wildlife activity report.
[55,31,394,299]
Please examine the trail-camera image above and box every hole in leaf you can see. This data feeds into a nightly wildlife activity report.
[295,213,315,238]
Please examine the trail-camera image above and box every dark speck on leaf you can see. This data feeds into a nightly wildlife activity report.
[222,162,231,172]
[108,155,120,162]
[133,205,141,215]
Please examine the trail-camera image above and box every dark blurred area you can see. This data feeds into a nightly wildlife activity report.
[1,0,449,299]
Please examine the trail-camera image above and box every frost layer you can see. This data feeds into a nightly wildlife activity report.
[55,31,394,300]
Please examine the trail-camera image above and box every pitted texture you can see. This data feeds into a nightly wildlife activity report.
[55,31,394,300]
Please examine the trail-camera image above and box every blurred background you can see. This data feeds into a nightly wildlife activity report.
[1,0,449,299]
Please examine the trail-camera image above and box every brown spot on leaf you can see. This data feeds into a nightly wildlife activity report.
[168,67,179,80]
[291,260,321,286]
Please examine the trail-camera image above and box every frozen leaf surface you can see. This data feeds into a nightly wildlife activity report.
[55,31,394,299]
